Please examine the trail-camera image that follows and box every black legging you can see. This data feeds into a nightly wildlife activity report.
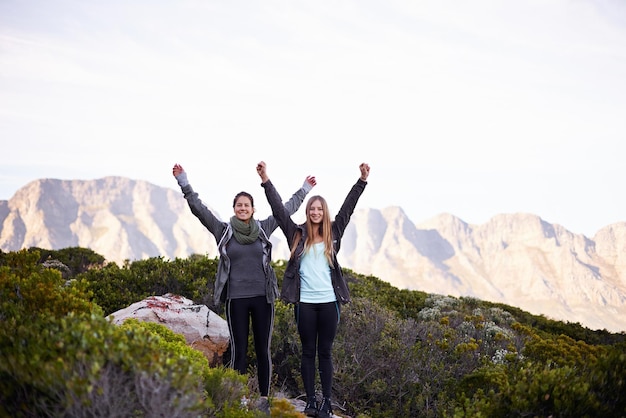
[226,296,274,396]
[295,301,340,399]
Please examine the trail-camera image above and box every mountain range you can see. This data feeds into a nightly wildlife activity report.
[1,176,625,333]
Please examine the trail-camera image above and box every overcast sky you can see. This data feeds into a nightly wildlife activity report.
[1,0,625,237]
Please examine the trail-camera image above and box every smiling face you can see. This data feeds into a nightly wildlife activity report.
[307,198,324,224]
[233,193,254,223]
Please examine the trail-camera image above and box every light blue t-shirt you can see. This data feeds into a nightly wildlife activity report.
[299,242,336,303]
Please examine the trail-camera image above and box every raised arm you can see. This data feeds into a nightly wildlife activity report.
[257,161,302,244]
[172,163,225,239]
[283,175,317,215]
[257,161,316,215]
[333,163,370,237]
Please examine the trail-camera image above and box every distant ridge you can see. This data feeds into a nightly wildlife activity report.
[1,177,625,333]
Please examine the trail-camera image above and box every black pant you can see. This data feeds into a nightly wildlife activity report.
[295,301,340,399]
[226,296,274,396]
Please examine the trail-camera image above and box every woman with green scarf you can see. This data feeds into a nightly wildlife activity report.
[172,163,316,413]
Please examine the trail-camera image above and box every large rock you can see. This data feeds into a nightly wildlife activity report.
[108,294,229,366]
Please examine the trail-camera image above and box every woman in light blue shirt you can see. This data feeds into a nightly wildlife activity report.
[258,161,370,418]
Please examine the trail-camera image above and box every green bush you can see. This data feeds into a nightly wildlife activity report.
[270,300,302,396]
[334,297,424,417]
[78,254,218,315]
[0,249,251,418]
[3,247,626,417]
[29,246,106,276]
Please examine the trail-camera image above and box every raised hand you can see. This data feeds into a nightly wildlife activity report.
[256,161,269,183]
[304,175,317,188]
[172,163,185,177]
[359,163,370,181]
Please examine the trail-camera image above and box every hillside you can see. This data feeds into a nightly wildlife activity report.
[1,176,625,332]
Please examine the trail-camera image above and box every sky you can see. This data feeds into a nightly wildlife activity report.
[1,0,625,238]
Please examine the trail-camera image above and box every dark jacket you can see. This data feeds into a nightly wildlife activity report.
[261,178,367,304]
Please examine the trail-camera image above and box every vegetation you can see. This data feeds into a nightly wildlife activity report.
[0,249,286,417]
[1,247,625,417]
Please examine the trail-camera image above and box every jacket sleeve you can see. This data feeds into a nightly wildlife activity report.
[284,184,310,215]
[262,180,299,246]
[180,183,226,241]
[333,178,367,241]
[262,184,310,235]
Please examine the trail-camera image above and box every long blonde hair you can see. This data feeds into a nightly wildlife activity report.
[290,195,334,265]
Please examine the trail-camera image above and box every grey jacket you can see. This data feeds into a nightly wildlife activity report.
[179,182,311,306]
[262,178,367,304]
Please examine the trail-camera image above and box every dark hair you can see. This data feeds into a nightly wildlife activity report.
[233,191,254,208]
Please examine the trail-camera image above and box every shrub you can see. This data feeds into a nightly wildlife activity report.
[0,249,248,418]
[78,254,218,315]
[334,297,423,417]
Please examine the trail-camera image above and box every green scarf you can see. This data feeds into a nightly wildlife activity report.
[230,216,260,244]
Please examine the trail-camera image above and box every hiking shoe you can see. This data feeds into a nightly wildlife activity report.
[253,396,270,415]
[304,397,318,416]
[318,397,333,418]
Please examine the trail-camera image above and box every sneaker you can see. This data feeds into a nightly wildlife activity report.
[253,396,270,415]
[304,397,318,416]
[317,397,333,418]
